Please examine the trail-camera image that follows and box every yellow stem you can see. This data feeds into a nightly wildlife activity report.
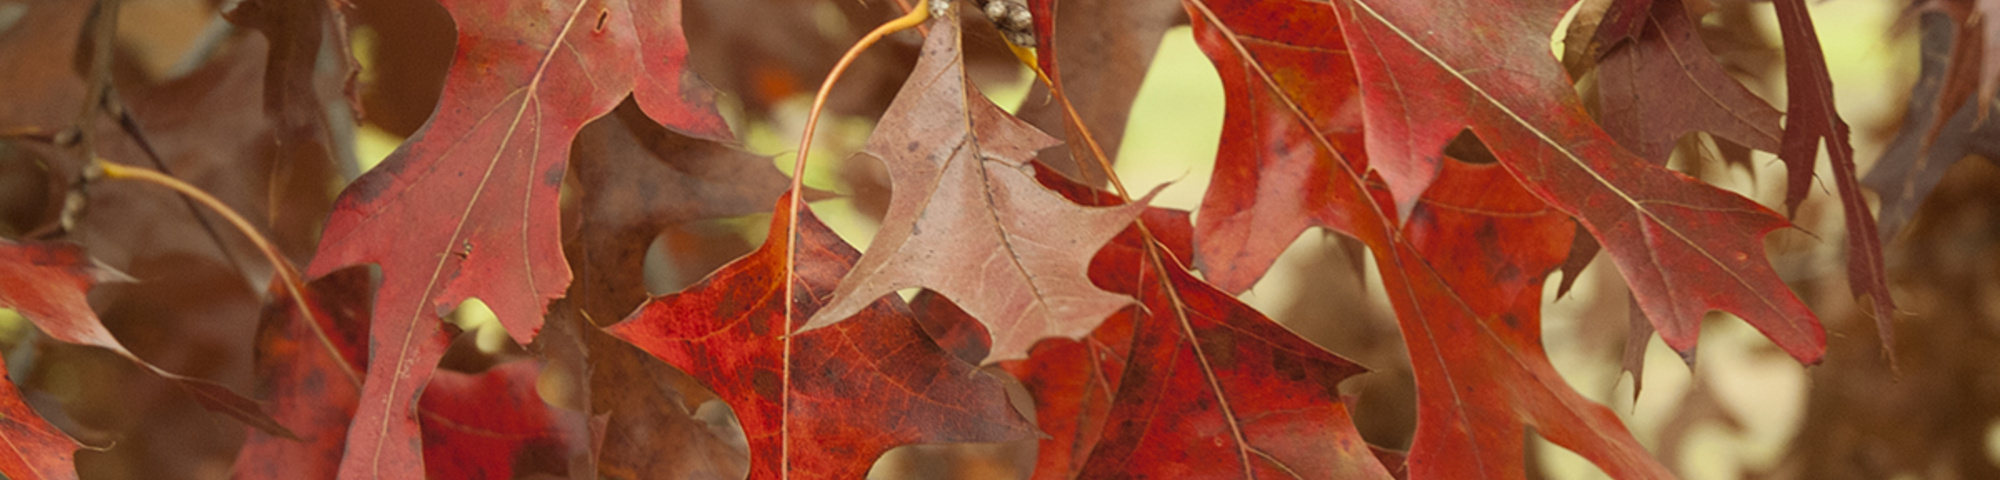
[93,160,361,388]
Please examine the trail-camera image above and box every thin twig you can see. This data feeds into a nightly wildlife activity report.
[784,0,936,332]
[109,95,257,283]
[93,160,362,388]
[781,3,934,477]
[60,0,120,233]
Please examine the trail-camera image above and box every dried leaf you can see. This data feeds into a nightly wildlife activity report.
[565,99,792,324]
[1866,11,2000,240]
[804,18,1153,365]
[538,301,749,480]
[1594,0,1782,164]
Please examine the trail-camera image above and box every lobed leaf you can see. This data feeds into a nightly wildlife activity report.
[803,17,1154,365]
[1328,0,1824,363]
[607,193,1036,479]
[1183,1,1673,476]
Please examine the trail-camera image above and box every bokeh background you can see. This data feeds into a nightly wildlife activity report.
[1,0,1993,478]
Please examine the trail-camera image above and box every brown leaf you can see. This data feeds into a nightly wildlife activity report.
[223,0,359,137]
[1012,0,1186,179]
[564,99,792,325]
[805,17,1153,365]
[538,303,749,480]
[1595,0,1782,164]
[0,240,292,439]
[1866,11,2000,240]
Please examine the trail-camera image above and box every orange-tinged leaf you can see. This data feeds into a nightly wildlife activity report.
[1076,258,1390,479]
[607,193,1036,479]
[1003,164,1183,480]
[803,17,1153,365]
[904,165,1193,480]
[1327,0,1824,363]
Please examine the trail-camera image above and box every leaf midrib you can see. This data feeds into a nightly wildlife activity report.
[364,1,594,477]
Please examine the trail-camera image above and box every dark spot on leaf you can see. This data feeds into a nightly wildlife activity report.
[1121,363,1148,392]
[1271,350,1308,382]
[543,162,566,187]
[1201,331,1237,369]
[906,140,920,153]
[594,8,609,33]
[1496,264,1522,282]
[752,369,782,398]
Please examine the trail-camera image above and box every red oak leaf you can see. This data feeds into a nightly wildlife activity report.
[223,0,358,137]
[1002,164,1183,480]
[0,243,87,480]
[1012,0,1187,177]
[1770,0,1896,361]
[802,16,1153,365]
[0,351,77,480]
[1379,161,1670,479]
[306,0,733,474]
[1184,0,1370,293]
[1076,254,1390,479]
[606,193,1036,479]
[1867,11,2000,241]
[1181,2,1671,475]
[900,163,1192,480]
[1326,0,1824,363]
[420,359,592,480]
[970,165,1387,478]
[628,0,730,140]
[996,304,1135,480]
